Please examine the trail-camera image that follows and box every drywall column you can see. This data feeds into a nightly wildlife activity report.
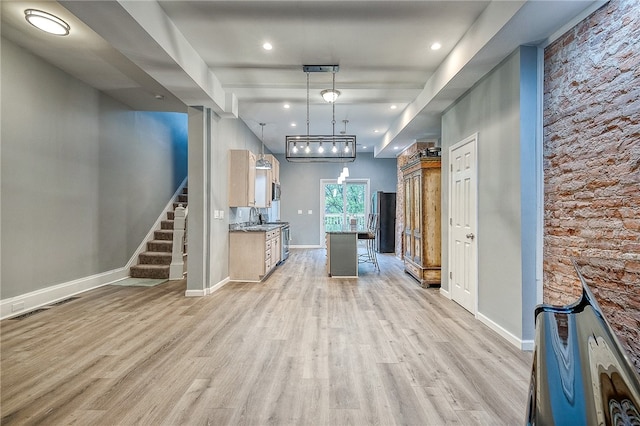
[186,106,211,295]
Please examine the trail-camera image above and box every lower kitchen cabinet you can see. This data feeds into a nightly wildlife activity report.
[229,228,281,281]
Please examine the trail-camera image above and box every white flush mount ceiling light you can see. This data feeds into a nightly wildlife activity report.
[321,89,341,103]
[431,42,442,50]
[263,42,273,51]
[24,9,70,36]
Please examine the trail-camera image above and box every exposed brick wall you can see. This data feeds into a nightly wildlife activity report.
[543,0,640,373]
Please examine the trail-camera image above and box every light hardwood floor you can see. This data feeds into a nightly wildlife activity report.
[1,249,532,425]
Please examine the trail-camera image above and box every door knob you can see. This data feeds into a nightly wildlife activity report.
[466,233,475,240]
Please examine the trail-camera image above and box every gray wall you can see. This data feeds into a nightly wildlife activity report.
[441,46,539,342]
[276,152,398,246]
[1,37,187,299]
[186,108,266,293]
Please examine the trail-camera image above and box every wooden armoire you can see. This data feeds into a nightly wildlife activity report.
[400,157,441,287]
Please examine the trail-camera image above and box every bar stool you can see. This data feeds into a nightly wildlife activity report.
[358,214,379,271]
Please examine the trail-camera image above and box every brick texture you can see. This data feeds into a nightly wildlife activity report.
[543,0,640,373]
[395,143,434,256]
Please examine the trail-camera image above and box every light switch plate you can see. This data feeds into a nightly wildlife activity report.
[220,210,224,219]
[214,210,219,219]
[308,210,313,215]
[298,210,302,214]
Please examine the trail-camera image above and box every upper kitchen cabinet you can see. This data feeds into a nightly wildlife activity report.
[255,154,280,208]
[268,155,280,183]
[229,150,256,207]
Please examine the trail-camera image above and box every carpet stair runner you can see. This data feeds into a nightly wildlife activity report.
[130,186,187,279]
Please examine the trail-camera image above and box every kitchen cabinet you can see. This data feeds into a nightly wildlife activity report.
[401,157,441,287]
[268,155,280,183]
[229,227,281,281]
[229,150,256,207]
[255,154,280,208]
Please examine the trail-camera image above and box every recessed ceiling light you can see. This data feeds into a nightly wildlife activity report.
[374,129,379,133]
[431,42,442,51]
[283,103,290,109]
[390,105,397,110]
[154,94,165,100]
[263,42,273,51]
[24,9,70,36]
[363,146,367,149]
[394,146,399,150]
[291,123,297,127]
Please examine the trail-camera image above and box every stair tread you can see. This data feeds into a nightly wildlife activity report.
[141,251,172,256]
[131,264,169,270]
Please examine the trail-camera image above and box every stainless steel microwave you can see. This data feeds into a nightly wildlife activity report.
[272,183,281,201]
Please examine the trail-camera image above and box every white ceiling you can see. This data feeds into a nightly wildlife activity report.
[1,0,601,157]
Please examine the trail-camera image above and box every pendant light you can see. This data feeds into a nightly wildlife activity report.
[255,123,272,170]
[286,65,356,162]
[336,119,350,182]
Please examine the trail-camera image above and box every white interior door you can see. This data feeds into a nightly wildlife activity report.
[449,134,477,313]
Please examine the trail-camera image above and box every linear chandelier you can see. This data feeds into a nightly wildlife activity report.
[286,65,356,163]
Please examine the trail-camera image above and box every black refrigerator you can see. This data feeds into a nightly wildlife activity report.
[372,191,396,253]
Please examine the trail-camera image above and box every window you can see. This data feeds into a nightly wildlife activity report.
[321,179,370,237]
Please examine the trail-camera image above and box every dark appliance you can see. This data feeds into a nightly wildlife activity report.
[280,223,290,262]
[272,183,281,201]
[372,191,396,253]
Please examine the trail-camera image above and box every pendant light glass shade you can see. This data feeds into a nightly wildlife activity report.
[256,123,272,170]
[321,89,340,103]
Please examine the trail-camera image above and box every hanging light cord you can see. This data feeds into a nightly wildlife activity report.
[332,71,336,138]
[306,71,310,139]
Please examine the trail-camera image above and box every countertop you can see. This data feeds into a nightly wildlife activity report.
[229,223,287,233]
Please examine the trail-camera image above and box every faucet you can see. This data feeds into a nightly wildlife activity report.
[249,207,258,225]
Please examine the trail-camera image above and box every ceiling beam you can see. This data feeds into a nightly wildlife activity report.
[61,0,237,117]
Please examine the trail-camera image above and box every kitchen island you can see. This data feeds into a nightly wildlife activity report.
[326,231,359,277]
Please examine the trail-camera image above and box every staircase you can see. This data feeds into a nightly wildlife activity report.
[130,186,188,279]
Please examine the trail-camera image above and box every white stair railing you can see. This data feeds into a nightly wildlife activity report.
[169,204,187,280]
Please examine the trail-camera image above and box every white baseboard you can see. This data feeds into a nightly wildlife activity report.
[185,276,231,297]
[477,312,534,351]
[1,178,190,320]
[0,267,129,320]
[439,287,451,299]
[208,276,230,294]
[290,245,323,249]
